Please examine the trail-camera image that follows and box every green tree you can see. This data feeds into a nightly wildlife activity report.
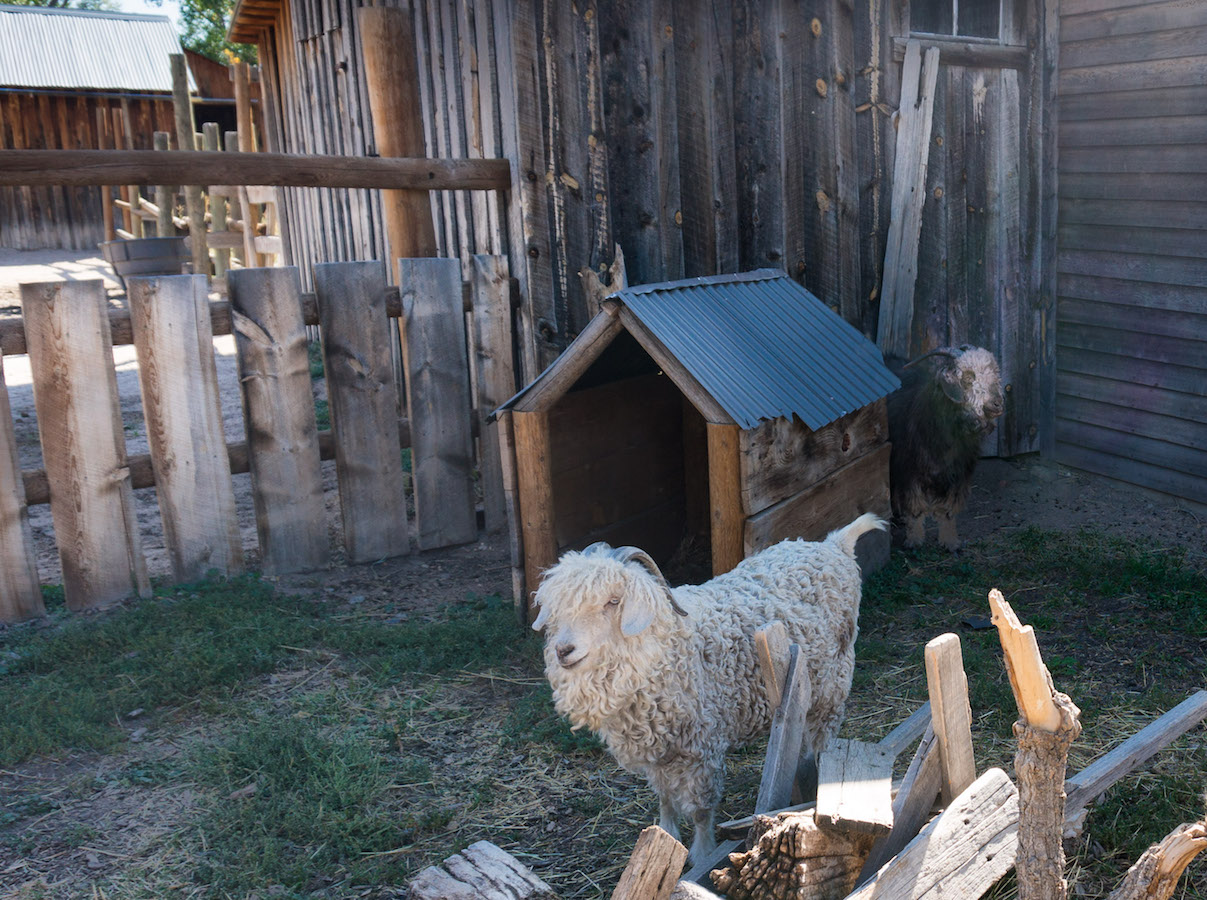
[173,0,257,63]
[3,0,118,10]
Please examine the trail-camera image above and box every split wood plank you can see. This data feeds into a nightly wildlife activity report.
[925,632,976,806]
[410,839,556,900]
[0,350,43,623]
[471,255,517,534]
[816,738,894,836]
[876,40,940,359]
[706,423,744,577]
[313,261,409,564]
[21,280,150,610]
[990,589,1064,732]
[227,267,328,575]
[400,257,477,551]
[513,408,557,618]
[127,274,243,581]
[847,767,1019,900]
[754,621,790,712]
[612,826,689,900]
[858,724,943,885]
[755,644,812,815]
[877,701,933,759]
[170,54,208,279]
[1064,690,1207,835]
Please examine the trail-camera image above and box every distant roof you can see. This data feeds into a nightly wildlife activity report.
[501,269,900,431]
[0,4,194,92]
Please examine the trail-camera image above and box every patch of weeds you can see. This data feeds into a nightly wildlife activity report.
[58,822,99,848]
[0,794,54,826]
[501,684,603,756]
[315,397,331,429]
[308,339,325,379]
[114,756,184,786]
[189,716,411,894]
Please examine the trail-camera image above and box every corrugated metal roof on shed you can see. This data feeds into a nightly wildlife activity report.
[0,4,193,92]
[616,270,899,430]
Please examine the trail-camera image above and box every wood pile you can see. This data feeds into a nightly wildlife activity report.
[607,598,1207,900]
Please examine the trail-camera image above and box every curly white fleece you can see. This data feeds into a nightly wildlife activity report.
[532,513,885,860]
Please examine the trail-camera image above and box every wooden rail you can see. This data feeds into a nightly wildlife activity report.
[0,150,512,191]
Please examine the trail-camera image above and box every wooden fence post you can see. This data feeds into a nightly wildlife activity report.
[95,107,115,241]
[0,351,44,623]
[471,255,516,533]
[400,258,477,550]
[152,130,176,238]
[512,408,556,621]
[20,280,150,610]
[358,4,439,278]
[202,123,229,278]
[313,261,410,563]
[171,54,208,279]
[227,267,329,574]
[925,633,977,805]
[127,274,244,581]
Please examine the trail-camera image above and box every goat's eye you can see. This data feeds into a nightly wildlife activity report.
[607,593,622,606]
[962,370,976,385]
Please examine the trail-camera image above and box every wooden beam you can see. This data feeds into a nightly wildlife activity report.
[890,36,1028,69]
[0,150,512,191]
[612,826,689,900]
[706,422,744,576]
[877,701,932,759]
[924,633,976,806]
[510,302,623,413]
[513,409,558,619]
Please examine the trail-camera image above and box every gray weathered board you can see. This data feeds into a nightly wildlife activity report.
[313,261,409,564]
[409,839,556,900]
[471,254,517,534]
[127,274,244,581]
[21,280,150,609]
[816,738,894,835]
[0,350,43,622]
[400,257,477,550]
[228,267,329,575]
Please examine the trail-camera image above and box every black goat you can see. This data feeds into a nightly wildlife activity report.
[885,345,1004,550]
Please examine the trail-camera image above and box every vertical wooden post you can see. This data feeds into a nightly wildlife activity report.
[399,258,477,550]
[95,107,115,241]
[358,4,438,279]
[925,633,977,805]
[227,267,329,574]
[233,62,256,153]
[171,54,208,279]
[497,409,528,617]
[226,130,259,270]
[119,99,144,239]
[706,422,744,576]
[152,130,175,238]
[202,123,229,279]
[471,255,516,533]
[0,351,44,623]
[313,261,410,563]
[512,408,557,622]
[127,274,244,581]
[21,280,149,610]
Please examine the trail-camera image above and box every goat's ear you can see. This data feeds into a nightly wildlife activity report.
[531,600,550,631]
[939,367,965,403]
[620,582,658,636]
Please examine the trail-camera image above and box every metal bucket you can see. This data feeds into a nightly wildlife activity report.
[99,237,189,291]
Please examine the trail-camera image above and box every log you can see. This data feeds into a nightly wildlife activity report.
[20,280,150,610]
[0,150,511,190]
[816,739,894,836]
[924,633,976,805]
[612,826,689,900]
[409,840,557,900]
[847,768,1019,900]
[126,274,243,580]
[991,589,1082,900]
[1107,818,1207,900]
[0,350,43,623]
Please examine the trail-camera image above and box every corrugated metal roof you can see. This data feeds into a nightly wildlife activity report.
[0,5,193,92]
[618,270,899,429]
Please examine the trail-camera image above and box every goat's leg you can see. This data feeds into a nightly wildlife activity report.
[903,514,925,548]
[688,806,717,864]
[657,794,681,843]
[937,512,961,551]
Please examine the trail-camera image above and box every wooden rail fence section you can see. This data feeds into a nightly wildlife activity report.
[0,256,515,621]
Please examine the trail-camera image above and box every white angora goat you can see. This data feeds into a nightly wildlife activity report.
[531,513,886,863]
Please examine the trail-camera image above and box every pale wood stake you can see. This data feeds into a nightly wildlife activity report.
[399,257,477,550]
[612,826,689,900]
[227,267,328,574]
[706,422,743,576]
[924,633,976,805]
[471,255,517,534]
[21,280,149,609]
[313,261,410,563]
[0,350,44,622]
[127,274,243,581]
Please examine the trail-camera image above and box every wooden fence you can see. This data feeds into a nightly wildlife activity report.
[0,255,516,623]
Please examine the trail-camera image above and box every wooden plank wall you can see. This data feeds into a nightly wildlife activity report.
[0,91,175,250]
[1054,0,1207,504]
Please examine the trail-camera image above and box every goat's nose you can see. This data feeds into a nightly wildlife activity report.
[556,643,576,663]
[986,401,1004,417]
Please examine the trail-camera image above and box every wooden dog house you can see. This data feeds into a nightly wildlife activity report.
[496,270,901,618]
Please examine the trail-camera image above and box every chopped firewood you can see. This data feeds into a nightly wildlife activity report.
[816,738,894,836]
[1107,816,1207,900]
[612,826,689,900]
[991,589,1082,900]
[409,840,557,900]
[709,809,874,900]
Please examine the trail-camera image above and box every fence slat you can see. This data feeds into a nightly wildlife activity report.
[400,257,477,550]
[313,261,410,563]
[21,280,150,610]
[228,267,329,574]
[0,351,43,622]
[127,274,244,581]
[471,255,515,534]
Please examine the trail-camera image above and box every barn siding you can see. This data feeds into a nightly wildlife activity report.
[0,92,175,250]
[1055,0,1207,504]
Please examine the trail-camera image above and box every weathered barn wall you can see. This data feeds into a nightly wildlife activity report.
[0,92,175,250]
[1054,0,1207,504]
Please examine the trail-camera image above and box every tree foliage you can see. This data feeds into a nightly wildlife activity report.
[3,0,118,10]
[173,0,257,64]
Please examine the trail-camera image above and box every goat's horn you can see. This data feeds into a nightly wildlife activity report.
[613,546,689,617]
[582,541,614,557]
[903,347,958,369]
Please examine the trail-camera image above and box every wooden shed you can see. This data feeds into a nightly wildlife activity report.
[496,270,900,615]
